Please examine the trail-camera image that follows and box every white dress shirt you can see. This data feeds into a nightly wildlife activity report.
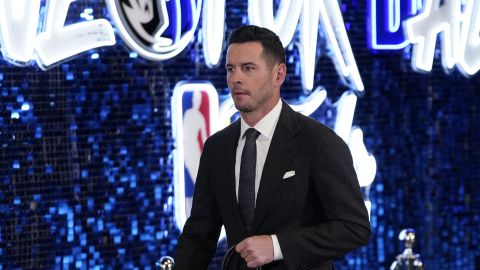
[235,99,284,261]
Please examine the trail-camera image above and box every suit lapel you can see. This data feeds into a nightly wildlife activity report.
[221,120,249,238]
[251,103,302,233]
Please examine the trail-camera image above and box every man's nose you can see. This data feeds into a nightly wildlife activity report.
[229,70,243,84]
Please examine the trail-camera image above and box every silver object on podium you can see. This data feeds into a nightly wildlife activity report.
[156,256,175,270]
[389,228,424,270]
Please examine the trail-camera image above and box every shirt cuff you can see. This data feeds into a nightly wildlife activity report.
[271,235,284,261]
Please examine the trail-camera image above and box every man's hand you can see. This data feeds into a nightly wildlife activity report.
[235,235,274,268]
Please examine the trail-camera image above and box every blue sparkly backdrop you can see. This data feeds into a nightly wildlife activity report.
[0,0,479,269]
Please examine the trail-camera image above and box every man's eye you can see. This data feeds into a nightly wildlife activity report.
[245,66,254,71]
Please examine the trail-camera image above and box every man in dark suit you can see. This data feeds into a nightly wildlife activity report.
[174,25,370,270]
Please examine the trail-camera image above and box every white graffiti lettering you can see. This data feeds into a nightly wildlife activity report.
[0,0,115,69]
[404,0,480,77]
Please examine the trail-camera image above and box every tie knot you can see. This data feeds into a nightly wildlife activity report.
[244,128,260,141]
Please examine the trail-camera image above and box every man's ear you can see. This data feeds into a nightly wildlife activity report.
[273,63,287,87]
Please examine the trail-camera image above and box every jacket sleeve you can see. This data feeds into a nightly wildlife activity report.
[174,139,223,270]
[277,132,371,270]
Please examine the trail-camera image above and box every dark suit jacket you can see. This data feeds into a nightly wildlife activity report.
[175,102,371,270]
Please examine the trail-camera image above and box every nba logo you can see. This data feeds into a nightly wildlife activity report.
[171,81,219,230]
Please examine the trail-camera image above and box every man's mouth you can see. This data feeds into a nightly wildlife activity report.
[232,90,249,97]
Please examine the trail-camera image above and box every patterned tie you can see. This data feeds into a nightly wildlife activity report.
[238,128,260,233]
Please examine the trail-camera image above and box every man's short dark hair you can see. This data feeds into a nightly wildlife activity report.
[227,25,286,66]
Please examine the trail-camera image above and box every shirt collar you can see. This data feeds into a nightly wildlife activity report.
[240,99,282,140]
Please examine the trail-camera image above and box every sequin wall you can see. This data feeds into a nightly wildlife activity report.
[1,0,479,269]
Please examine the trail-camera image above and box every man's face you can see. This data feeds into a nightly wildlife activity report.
[225,42,279,114]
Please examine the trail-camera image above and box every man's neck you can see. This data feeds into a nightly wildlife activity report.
[240,98,281,127]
